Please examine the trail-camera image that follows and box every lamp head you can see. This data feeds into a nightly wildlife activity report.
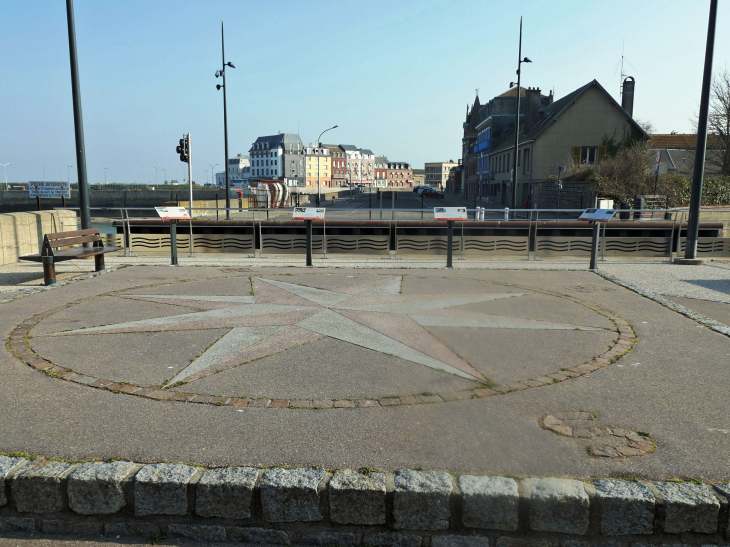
[227,62,235,68]
[509,82,516,88]
[215,71,220,78]
[523,57,532,63]
[216,84,223,91]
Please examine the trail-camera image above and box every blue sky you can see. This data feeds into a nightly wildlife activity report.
[1,0,728,184]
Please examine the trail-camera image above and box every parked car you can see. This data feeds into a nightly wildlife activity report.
[418,187,445,199]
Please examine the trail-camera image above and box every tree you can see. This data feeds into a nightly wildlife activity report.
[707,69,730,176]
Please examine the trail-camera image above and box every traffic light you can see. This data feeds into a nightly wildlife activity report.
[176,135,189,163]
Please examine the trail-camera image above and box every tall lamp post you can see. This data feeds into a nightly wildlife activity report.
[683,0,718,262]
[316,125,338,206]
[0,163,8,190]
[215,22,235,219]
[208,163,218,188]
[509,17,531,212]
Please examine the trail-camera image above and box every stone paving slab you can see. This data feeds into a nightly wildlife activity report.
[0,265,729,482]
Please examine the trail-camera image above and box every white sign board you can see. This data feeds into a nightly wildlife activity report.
[292,207,325,220]
[434,207,467,221]
[28,181,70,199]
[578,208,617,222]
[155,206,191,220]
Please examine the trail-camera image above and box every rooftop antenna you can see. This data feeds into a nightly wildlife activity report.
[613,39,637,98]
[475,88,479,98]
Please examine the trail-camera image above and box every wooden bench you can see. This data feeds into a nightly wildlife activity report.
[20,229,123,286]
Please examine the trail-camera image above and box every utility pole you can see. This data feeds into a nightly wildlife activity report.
[511,17,531,212]
[65,0,91,231]
[187,133,193,217]
[683,0,718,263]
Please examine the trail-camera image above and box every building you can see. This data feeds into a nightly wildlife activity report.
[413,168,425,187]
[327,146,348,187]
[374,156,389,186]
[248,133,305,187]
[340,145,375,186]
[648,133,725,180]
[387,162,413,187]
[304,145,331,189]
[461,78,648,208]
[216,154,250,186]
[424,161,458,190]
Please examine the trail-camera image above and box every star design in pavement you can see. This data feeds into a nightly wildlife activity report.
[46,276,604,387]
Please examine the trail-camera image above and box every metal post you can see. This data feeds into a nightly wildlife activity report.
[684,0,718,261]
[512,18,523,211]
[187,133,194,257]
[589,222,600,270]
[65,0,91,232]
[170,220,178,265]
[446,220,454,268]
[221,22,231,220]
[306,219,313,267]
[421,193,424,220]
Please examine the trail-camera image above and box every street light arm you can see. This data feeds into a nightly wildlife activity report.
[317,125,339,146]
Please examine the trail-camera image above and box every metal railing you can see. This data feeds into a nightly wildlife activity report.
[53,206,730,263]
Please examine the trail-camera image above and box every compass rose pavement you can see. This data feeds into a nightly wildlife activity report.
[32,273,612,402]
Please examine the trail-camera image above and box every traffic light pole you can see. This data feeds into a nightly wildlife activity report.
[187,133,194,257]
[222,23,231,220]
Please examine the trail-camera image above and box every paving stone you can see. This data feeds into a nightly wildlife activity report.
[230,526,291,544]
[459,475,519,531]
[393,469,453,530]
[168,523,227,542]
[0,456,27,507]
[269,398,290,408]
[12,460,77,513]
[593,479,655,535]
[134,463,199,516]
[363,532,422,547]
[312,399,334,408]
[67,461,139,515]
[104,521,160,538]
[654,481,720,533]
[195,466,259,518]
[41,519,103,535]
[432,536,489,547]
[495,538,553,547]
[334,400,357,408]
[260,467,325,522]
[523,478,589,535]
[298,531,357,547]
[0,516,36,533]
[380,397,403,405]
[400,396,420,405]
[329,469,387,525]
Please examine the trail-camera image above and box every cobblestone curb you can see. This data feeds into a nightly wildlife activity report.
[597,270,730,338]
[1,459,729,544]
[6,281,637,413]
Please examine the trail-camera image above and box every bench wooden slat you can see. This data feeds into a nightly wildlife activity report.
[45,229,100,240]
[20,247,123,263]
[46,235,102,248]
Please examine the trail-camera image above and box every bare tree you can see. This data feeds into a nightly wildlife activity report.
[634,118,655,135]
[707,68,730,176]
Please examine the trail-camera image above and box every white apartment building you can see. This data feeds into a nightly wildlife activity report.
[424,161,458,190]
[216,154,251,186]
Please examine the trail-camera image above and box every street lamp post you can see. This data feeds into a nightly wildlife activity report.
[208,163,218,188]
[67,165,74,183]
[316,125,338,206]
[104,167,108,185]
[510,17,531,213]
[215,22,235,219]
[0,163,8,189]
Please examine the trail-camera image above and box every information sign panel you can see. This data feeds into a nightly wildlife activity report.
[578,208,617,222]
[292,207,325,220]
[28,181,70,199]
[155,206,191,220]
[433,207,467,221]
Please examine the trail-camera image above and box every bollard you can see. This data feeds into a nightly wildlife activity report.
[42,255,56,285]
[306,219,313,267]
[589,221,600,269]
[504,207,509,221]
[170,220,178,265]
[446,220,454,268]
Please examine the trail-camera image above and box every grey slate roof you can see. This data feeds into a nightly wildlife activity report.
[359,149,374,155]
[490,80,649,154]
[339,144,359,151]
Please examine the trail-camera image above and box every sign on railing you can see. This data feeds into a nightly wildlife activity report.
[292,207,325,220]
[28,181,70,199]
[578,208,617,222]
[434,207,467,221]
[155,206,191,220]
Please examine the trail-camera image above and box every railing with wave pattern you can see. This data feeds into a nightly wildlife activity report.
[679,237,730,256]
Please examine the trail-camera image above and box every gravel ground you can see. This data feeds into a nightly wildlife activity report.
[599,261,730,303]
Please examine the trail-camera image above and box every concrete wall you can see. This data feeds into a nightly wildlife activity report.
[0,210,77,265]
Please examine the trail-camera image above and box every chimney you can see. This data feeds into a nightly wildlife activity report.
[523,87,542,134]
[622,77,635,118]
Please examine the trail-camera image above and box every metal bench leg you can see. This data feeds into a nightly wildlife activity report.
[94,254,105,272]
[42,256,56,285]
